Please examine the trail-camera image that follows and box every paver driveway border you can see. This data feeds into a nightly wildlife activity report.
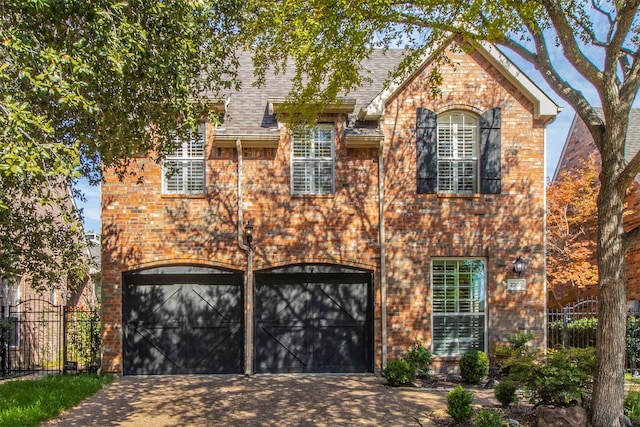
[43,374,499,426]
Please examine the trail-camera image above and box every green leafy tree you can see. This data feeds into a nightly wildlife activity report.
[0,0,241,288]
[241,2,640,425]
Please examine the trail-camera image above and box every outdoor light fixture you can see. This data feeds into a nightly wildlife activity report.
[244,221,254,248]
[513,256,525,276]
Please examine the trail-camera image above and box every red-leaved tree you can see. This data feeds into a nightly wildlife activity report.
[547,156,599,306]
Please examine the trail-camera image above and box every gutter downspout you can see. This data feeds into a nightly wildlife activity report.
[542,127,548,352]
[236,139,253,376]
[378,139,388,369]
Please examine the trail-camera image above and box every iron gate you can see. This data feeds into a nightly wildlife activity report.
[1,299,101,378]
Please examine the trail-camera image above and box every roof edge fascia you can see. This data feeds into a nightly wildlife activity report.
[214,133,280,148]
[188,97,226,113]
[357,43,443,122]
[269,98,357,115]
[551,113,580,182]
[358,39,561,123]
[474,41,560,123]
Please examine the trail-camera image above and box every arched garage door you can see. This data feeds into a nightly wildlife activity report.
[254,265,373,374]
[123,266,243,375]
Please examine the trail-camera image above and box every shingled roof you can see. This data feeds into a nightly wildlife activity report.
[625,109,640,162]
[211,50,406,143]
[592,107,640,162]
[211,43,558,144]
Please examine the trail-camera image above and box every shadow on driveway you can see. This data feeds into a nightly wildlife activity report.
[43,374,495,426]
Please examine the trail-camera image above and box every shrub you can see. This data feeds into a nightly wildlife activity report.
[383,359,415,387]
[628,316,640,366]
[625,389,640,425]
[446,385,474,423]
[405,340,432,376]
[507,332,535,354]
[494,379,519,407]
[475,409,503,427]
[459,350,489,384]
[506,347,595,407]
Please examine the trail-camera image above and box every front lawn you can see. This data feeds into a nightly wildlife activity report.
[0,373,115,427]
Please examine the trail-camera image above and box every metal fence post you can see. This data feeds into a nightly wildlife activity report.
[563,306,570,349]
[62,306,68,374]
[1,305,6,377]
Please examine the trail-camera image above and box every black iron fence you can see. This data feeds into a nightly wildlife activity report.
[1,299,101,378]
[548,298,640,372]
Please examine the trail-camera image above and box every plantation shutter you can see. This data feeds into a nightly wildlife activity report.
[163,126,205,194]
[480,108,501,194]
[416,108,438,194]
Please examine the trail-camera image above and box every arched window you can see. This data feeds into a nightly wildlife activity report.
[416,108,501,195]
[437,112,478,193]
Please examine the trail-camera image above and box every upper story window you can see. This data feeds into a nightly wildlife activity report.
[291,124,334,195]
[416,108,501,195]
[437,112,478,193]
[162,125,205,194]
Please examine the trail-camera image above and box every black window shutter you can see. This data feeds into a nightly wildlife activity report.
[480,108,502,194]
[416,108,438,194]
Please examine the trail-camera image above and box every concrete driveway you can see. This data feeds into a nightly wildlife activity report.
[43,374,498,426]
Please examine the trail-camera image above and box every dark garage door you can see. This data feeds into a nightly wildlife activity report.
[254,265,373,374]
[123,266,243,375]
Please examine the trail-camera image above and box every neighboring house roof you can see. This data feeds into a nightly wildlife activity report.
[212,41,559,144]
[625,108,640,162]
[553,107,640,181]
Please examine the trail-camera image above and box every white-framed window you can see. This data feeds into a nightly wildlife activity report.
[291,124,334,195]
[162,125,206,194]
[2,279,21,348]
[437,112,478,193]
[431,258,486,356]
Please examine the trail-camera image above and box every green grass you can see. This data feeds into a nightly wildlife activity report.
[0,373,115,427]
[626,372,640,385]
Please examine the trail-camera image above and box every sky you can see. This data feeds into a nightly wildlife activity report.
[72,44,599,235]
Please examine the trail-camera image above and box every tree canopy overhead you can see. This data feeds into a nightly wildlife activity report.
[0,0,242,288]
[241,1,640,425]
[3,1,640,425]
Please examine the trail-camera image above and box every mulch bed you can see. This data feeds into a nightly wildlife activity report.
[413,373,538,427]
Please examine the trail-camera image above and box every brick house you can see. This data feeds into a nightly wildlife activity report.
[101,39,559,375]
[553,108,640,306]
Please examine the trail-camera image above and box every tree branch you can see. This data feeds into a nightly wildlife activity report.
[499,28,605,150]
[619,46,640,107]
[603,1,640,96]
[540,0,603,85]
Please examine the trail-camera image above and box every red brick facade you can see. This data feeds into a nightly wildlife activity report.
[101,42,555,374]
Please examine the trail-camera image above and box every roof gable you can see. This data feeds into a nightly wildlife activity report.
[358,40,559,123]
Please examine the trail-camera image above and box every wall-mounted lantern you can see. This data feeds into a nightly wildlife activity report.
[513,256,525,277]
[244,221,254,249]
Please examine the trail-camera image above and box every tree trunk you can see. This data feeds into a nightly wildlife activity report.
[591,134,627,427]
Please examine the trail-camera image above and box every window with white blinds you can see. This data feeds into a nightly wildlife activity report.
[431,259,486,356]
[162,126,205,194]
[437,112,478,193]
[291,125,334,195]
